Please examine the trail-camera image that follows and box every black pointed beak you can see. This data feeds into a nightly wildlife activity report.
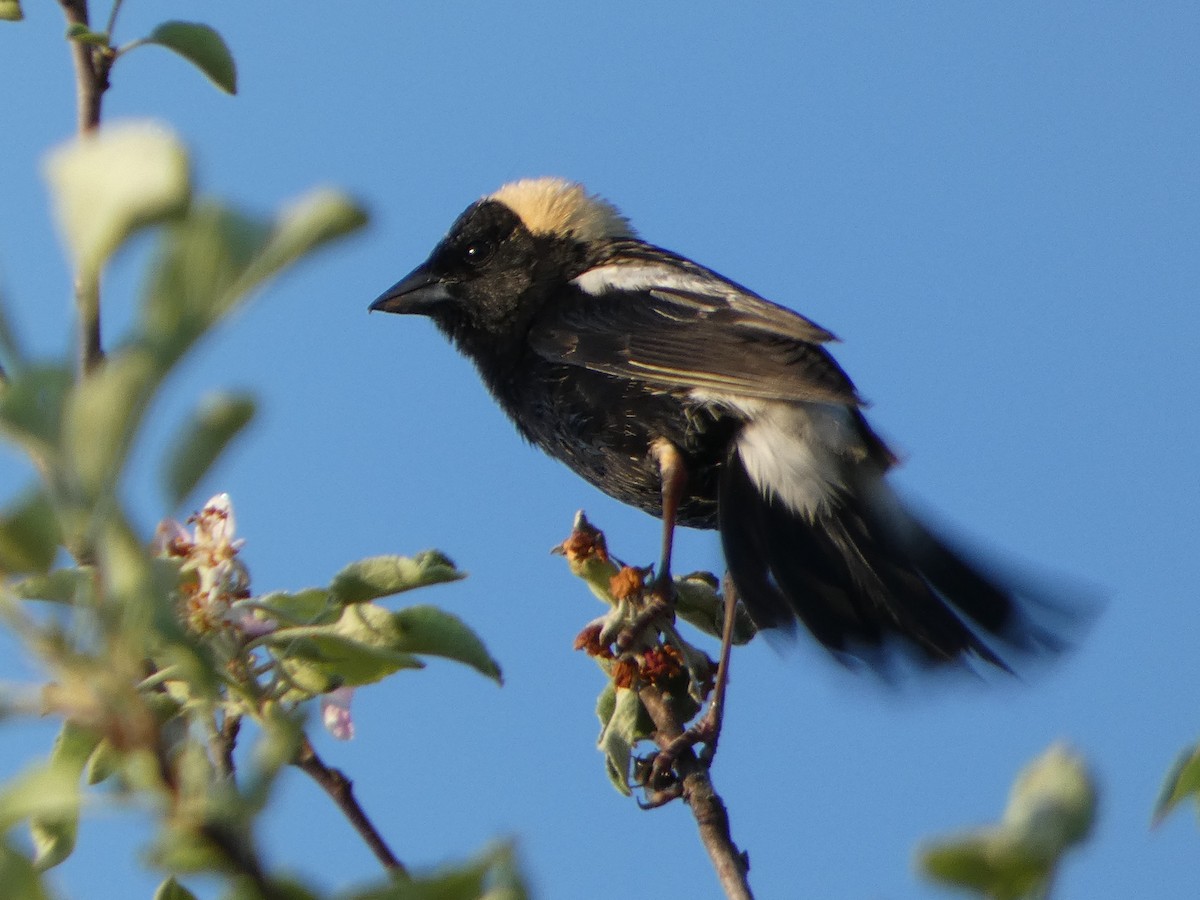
[369,263,454,315]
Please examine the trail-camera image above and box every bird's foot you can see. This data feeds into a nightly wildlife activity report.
[615,570,675,653]
[647,702,723,787]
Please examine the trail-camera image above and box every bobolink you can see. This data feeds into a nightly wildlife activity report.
[371,178,1063,671]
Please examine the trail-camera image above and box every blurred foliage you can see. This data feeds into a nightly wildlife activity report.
[918,745,1097,899]
[0,7,523,899]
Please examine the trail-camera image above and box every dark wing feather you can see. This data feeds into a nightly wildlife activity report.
[529,254,862,406]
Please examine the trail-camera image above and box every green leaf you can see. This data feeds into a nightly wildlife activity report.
[0,489,61,576]
[63,346,161,500]
[1154,742,1200,824]
[99,513,220,698]
[9,568,89,604]
[153,877,199,900]
[0,1,23,23]
[0,724,99,868]
[674,572,756,644]
[270,601,501,691]
[84,738,120,786]
[163,392,255,507]
[251,588,337,626]
[233,188,368,297]
[143,21,237,95]
[44,122,191,288]
[66,23,109,45]
[0,841,51,900]
[918,743,1097,899]
[596,687,643,797]
[269,605,427,693]
[29,721,101,870]
[141,203,272,367]
[390,605,502,684]
[329,552,464,604]
[340,842,527,900]
[140,191,364,372]
[920,829,1044,900]
[0,365,72,463]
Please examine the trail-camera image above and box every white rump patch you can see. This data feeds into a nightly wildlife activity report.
[706,396,856,518]
[490,178,635,242]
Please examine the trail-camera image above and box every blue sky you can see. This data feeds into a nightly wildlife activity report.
[2,2,1199,897]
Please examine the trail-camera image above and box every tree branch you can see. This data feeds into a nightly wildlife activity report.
[639,684,753,899]
[293,735,408,877]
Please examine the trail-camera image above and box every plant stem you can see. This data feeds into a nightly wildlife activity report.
[214,712,242,780]
[293,735,408,877]
[639,684,754,900]
[57,0,111,375]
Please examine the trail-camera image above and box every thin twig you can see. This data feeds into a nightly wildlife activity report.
[57,0,110,375]
[639,684,753,900]
[293,735,408,877]
[57,1,105,133]
[214,712,242,780]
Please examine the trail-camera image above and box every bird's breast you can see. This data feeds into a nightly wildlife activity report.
[494,359,740,528]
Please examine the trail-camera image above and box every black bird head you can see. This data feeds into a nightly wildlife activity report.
[370,178,634,354]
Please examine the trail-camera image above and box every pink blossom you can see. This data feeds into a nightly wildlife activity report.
[321,687,356,741]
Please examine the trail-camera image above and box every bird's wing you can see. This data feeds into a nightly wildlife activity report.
[529,256,862,406]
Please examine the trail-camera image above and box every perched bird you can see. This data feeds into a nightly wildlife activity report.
[371,177,1065,671]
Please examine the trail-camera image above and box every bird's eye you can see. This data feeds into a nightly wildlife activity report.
[463,239,495,266]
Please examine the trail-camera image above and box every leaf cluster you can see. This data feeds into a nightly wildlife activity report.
[0,8,522,898]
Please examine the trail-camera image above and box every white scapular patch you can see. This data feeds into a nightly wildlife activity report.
[573,264,719,298]
[490,178,635,242]
[701,394,856,518]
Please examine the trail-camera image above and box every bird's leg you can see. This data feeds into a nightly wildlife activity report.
[650,574,739,783]
[650,437,687,593]
[616,439,687,652]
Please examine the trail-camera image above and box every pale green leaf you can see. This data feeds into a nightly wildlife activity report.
[674,572,756,644]
[142,21,237,94]
[84,738,120,786]
[0,489,60,576]
[30,721,100,870]
[0,365,72,462]
[918,744,1097,899]
[9,568,88,604]
[163,391,255,507]
[391,605,502,683]
[270,600,500,690]
[44,122,191,286]
[63,346,161,499]
[251,588,337,626]
[276,633,424,694]
[0,759,82,833]
[340,842,527,900]
[65,23,108,45]
[231,188,367,298]
[0,842,51,900]
[153,876,199,900]
[0,1,23,23]
[329,552,464,604]
[1002,743,1096,853]
[141,203,271,368]
[99,514,220,697]
[597,687,643,797]
[269,603,428,691]
[919,828,1045,900]
[1154,743,1200,824]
